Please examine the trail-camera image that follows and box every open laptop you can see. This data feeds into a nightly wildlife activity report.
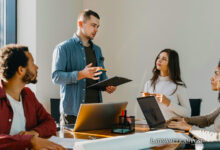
[72,102,128,132]
[137,96,169,130]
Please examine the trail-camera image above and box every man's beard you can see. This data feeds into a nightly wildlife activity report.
[87,35,94,41]
[22,68,37,84]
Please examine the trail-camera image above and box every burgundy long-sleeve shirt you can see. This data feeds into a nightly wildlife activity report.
[0,81,56,150]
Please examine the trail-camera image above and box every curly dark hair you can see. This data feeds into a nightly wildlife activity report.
[0,44,29,81]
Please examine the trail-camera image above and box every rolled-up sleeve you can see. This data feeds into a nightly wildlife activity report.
[52,46,79,84]
[0,134,33,150]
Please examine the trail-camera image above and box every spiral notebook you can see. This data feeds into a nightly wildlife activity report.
[190,130,220,142]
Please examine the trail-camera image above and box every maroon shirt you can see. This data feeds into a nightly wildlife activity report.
[0,81,56,150]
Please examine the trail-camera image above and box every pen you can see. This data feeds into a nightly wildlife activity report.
[99,67,107,71]
[140,92,156,96]
[124,110,127,126]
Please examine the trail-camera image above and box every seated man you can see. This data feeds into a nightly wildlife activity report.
[0,44,65,150]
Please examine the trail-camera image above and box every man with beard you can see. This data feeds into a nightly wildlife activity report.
[0,44,65,150]
[52,9,116,124]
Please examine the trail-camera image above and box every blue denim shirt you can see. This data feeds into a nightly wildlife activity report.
[52,34,107,116]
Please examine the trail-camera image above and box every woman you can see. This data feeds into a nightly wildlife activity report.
[167,60,220,131]
[142,49,191,120]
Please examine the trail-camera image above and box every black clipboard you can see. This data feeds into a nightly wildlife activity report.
[87,76,132,90]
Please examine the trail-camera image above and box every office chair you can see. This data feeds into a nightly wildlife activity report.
[189,98,202,116]
[50,98,60,123]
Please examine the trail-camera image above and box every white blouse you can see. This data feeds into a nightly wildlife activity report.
[144,76,191,120]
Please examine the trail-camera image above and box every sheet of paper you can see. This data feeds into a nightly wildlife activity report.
[49,136,87,149]
[74,129,189,150]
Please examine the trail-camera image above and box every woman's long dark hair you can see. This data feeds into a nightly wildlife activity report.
[151,49,186,95]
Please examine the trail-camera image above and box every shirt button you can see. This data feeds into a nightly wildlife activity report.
[83,57,85,60]
[9,119,12,122]
[82,99,85,103]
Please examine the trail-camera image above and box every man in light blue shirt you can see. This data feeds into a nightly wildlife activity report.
[52,9,116,124]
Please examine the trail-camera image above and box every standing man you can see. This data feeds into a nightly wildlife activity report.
[52,9,116,124]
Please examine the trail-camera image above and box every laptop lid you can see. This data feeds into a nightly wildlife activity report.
[137,96,166,129]
[73,102,128,132]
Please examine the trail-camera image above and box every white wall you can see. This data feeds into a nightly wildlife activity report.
[17,0,37,91]
[83,0,220,122]
[35,0,82,112]
[18,0,220,131]
[17,0,83,112]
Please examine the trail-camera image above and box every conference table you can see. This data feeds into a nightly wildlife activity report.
[62,124,185,150]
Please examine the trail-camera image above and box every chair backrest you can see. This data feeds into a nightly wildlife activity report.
[50,98,60,123]
[189,98,202,116]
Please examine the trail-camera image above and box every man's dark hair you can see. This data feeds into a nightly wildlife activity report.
[0,44,29,80]
[78,9,100,22]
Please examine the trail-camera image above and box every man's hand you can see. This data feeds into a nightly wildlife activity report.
[106,86,116,94]
[78,63,102,80]
[19,130,39,137]
[31,136,66,150]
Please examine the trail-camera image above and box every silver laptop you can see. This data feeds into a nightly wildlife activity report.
[73,102,128,132]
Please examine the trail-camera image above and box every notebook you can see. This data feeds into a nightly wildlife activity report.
[87,76,132,90]
[190,130,220,142]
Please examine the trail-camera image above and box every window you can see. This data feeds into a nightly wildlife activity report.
[0,0,17,48]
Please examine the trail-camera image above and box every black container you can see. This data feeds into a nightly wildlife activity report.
[112,116,135,134]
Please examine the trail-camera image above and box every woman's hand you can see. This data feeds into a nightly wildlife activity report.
[166,117,192,131]
[166,117,185,125]
[141,92,151,97]
[154,93,171,107]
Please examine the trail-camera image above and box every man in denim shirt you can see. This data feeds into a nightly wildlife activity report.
[52,10,116,124]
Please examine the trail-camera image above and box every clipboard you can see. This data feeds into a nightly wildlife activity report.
[87,76,132,90]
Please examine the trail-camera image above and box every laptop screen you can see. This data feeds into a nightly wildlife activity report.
[137,96,166,128]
